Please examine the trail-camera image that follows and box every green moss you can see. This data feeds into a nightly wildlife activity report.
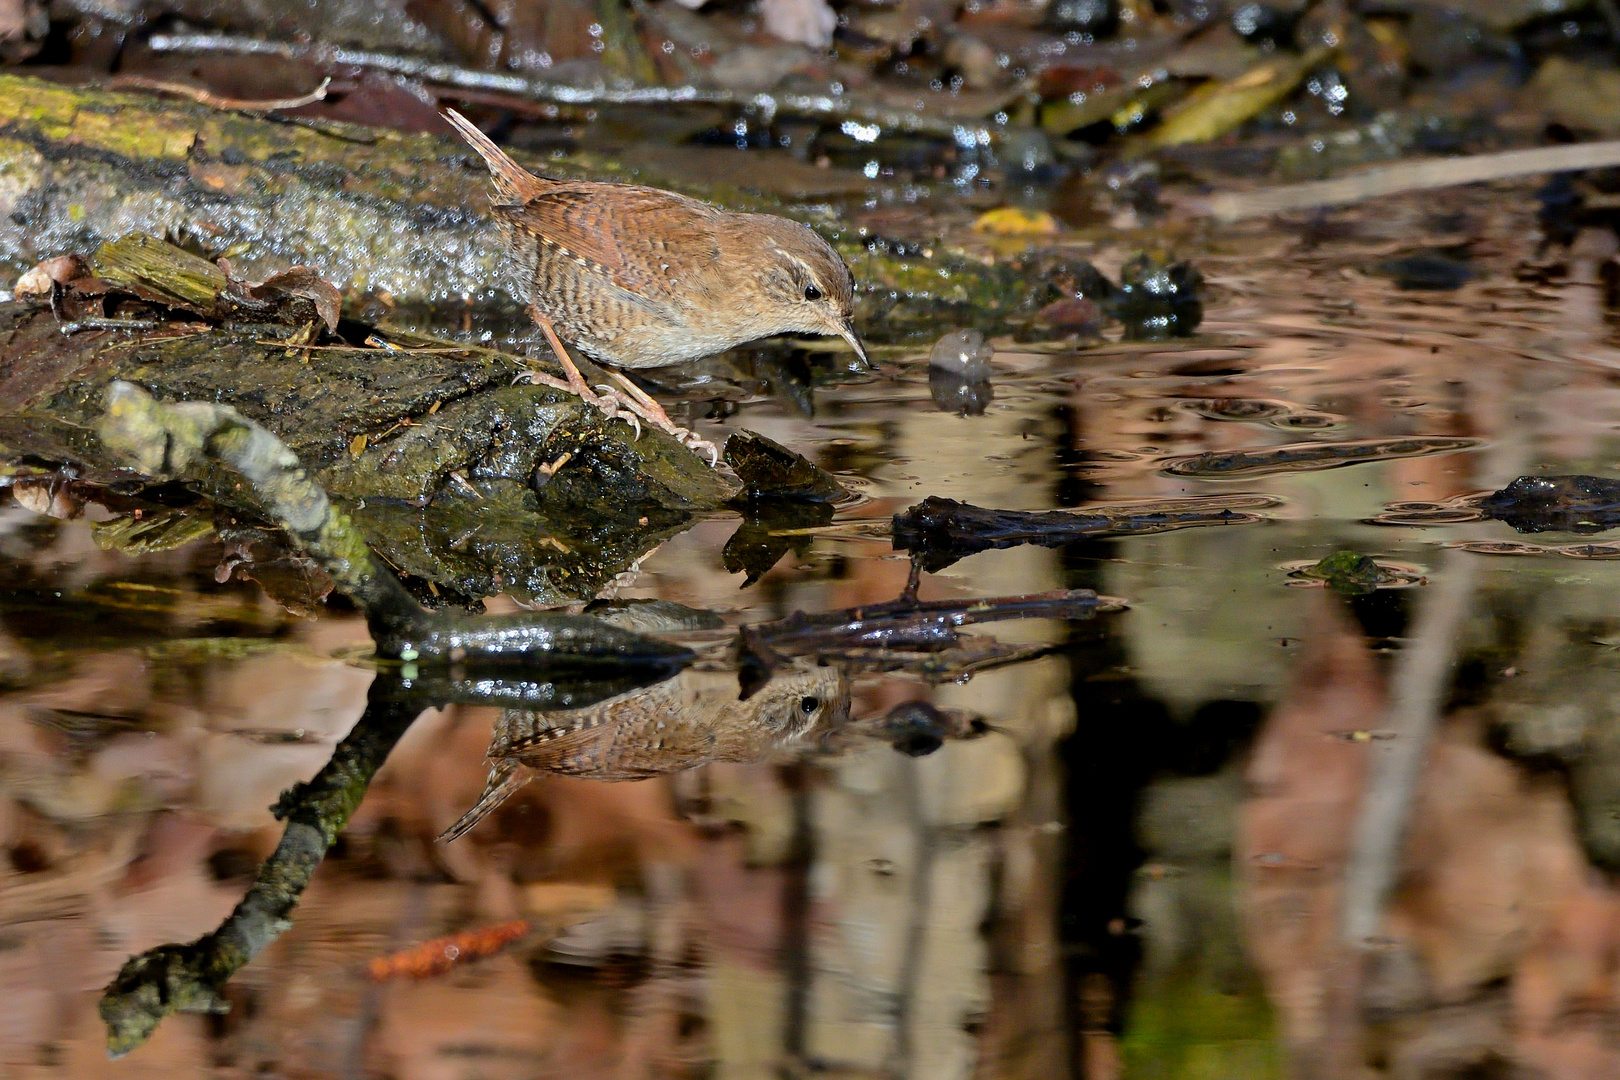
[1121,969,1283,1080]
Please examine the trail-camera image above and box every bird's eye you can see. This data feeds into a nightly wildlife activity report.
[800,696,820,714]
[803,285,823,302]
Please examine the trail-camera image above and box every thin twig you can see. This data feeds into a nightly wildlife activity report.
[1205,140,1620,221]
[108,74,331,112]
[59,317,160,336]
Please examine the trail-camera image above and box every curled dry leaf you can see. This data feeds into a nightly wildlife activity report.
[223,263,344,333]
[13,254,91,300]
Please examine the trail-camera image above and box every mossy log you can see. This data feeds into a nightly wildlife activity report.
[0,234,736,606]
[0,74,1033,335]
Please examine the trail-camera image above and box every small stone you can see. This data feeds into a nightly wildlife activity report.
[1036,296,1103,333]
[942,31,1003,90]
[928,328,994,380]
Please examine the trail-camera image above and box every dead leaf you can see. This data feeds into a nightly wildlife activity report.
[1149,46,1331,148]
[973,207,1059,235]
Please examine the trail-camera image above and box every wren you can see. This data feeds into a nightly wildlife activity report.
[439,664,848,842]
[443,109,867,457]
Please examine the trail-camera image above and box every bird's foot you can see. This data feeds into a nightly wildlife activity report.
[603,371,721,466]
[512,368,717,465]
[513,369,643,440]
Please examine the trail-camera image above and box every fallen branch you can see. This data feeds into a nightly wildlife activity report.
[1204,140,1620,222]
[100,688,421,1057]
[735,587,1125,695]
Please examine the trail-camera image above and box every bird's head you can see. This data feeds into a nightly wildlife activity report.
[739,216,867,368]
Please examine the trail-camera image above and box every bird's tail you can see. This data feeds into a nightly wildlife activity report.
[437,759,530,843]
[441,108,549,203]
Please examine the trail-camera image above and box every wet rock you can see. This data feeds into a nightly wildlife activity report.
[928,329,994,379]
[1371,250,1474,291]
[929,370,994,417]
[1034,296,1104,335]
[723,430,849,502]
[0,236,739,607]
[708,43,816,92]
[997,128,1057,178]
[1111,255,1204,339]
[760,0,836,48]
[1478,475,1620,535]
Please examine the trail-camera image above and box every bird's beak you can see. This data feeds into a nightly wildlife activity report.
[836,320,869,370]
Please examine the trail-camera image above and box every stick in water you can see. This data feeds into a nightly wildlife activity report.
[1206,140,1620,221]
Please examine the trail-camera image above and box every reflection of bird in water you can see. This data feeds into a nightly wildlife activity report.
[439,664,849,841]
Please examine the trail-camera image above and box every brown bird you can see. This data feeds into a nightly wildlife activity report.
[442,109,867,458]
[439,663,848,841]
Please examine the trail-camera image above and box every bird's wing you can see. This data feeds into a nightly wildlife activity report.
[495,185,723,300]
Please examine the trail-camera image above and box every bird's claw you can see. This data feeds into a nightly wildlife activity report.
[679,431,721,466]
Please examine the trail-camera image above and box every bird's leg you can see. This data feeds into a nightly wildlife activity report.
[516,312,596,399]
[515,312,717,464]
[604,370,721,466]
[515,312,639,438]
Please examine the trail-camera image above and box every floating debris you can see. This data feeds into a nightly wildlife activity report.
[1161,437,1480,479]
[1176,398,1345,430]
[1477,475,1620,534]
[735,588,1127,696]
[366,920,531,980]
[1281,552,1426,594]
[892,494,1275,572]
[1177,398,1293,422]
[1445,540,1620,559]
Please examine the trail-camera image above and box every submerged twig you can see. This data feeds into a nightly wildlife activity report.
[736,587,1124,695]
[1338,547,1477,948]
[100,688,421,1057]
[1206,140,1620,221]
[366,919,531,981]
